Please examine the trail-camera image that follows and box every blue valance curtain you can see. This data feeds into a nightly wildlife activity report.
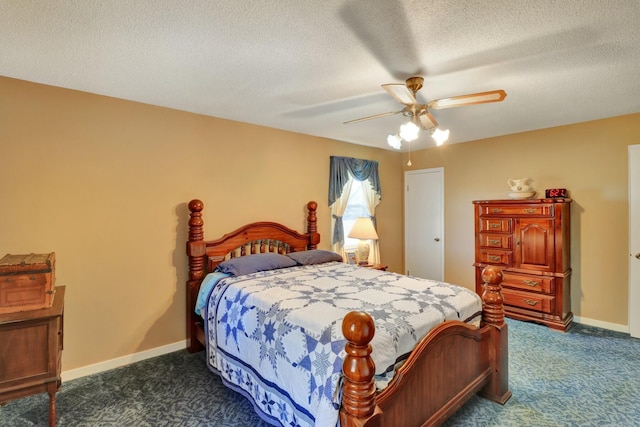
[328,156,381,206]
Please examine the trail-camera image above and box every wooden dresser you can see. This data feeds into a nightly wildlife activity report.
[473,199,572,331]
[0,286,65,426]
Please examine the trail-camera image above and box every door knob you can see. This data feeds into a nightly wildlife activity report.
[635,253,640,259]
[434,238,440,242]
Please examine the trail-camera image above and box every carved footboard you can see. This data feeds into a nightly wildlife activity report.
[340,265,510,427]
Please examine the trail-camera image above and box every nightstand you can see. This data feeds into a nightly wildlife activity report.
[362,264,388,271]
[0,286,65,427]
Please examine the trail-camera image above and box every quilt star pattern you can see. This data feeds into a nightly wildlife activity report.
[204,261,481,427]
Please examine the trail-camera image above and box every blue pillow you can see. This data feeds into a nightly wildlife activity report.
[215,253,297,276]
[286,250,343,266]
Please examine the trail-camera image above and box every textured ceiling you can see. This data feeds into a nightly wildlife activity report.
[1,0,639,151]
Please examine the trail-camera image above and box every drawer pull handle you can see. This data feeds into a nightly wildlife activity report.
[488,255,501,262]
[523,280,540,287]
[491,209,503,213]
[523,299,539,306]
[523,209,536,214]
[3,276,39,282]
[488,239,501,245]
[489,223,501,229]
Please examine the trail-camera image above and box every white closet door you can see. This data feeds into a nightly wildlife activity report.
[405,168,444,281]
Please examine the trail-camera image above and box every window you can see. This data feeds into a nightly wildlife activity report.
[342,182,370,250]
[328,156,382,263]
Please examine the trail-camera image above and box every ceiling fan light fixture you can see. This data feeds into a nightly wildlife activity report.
[343,76,506,151]
[432,128,450,146]
[387,134,402,149]
[399,121,419,142]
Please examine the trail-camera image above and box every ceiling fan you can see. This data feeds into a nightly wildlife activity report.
[344,76,506,146]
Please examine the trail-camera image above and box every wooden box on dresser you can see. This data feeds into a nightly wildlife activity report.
[473,199,572,331]
[0,286,65,427]
[0,253,56,314]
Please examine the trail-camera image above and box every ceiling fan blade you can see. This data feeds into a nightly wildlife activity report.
[428,90,507,110]
[382,83,417,105]
[343,110,403,125]
[418,112,438,130]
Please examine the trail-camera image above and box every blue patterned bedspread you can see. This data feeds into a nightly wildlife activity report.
[203,261,481,427]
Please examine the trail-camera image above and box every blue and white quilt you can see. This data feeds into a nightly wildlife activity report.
[202,261,481,427]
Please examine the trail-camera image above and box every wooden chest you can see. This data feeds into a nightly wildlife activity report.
[473,199,572,331]
[0,253,56,314]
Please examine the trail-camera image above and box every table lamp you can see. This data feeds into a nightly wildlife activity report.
[348,217,379,265]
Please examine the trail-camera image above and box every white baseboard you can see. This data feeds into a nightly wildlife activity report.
[60,316,628,382]
[61,340,187,382]
[574,316,629,333]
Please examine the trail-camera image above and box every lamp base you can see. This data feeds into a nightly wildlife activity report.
[356,241,370,265]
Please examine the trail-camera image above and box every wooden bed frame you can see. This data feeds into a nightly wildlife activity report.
[186,199,511,427]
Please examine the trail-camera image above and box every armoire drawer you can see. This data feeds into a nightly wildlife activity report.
[477,250,512,266]
[502,272,554,294]
[502,288,555,314]
[479,204,552,217]
[479,234,512,249]
[479,218,512,232]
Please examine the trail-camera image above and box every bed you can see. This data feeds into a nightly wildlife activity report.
[186,199,510,426]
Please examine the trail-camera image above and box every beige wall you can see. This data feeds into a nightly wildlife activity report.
[0,76,404,371]
[2,75,637,374]
[405,113,640,327]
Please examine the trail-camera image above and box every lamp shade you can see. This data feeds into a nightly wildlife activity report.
[399,121,419,142]
[348,217,379,240]
[432,128,450,146]
[348,217,378,265]
[387,133,402,149]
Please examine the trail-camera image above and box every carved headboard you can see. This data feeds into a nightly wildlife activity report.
[185,199,320,351]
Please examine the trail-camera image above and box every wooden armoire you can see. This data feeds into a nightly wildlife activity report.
[473,198,572,331]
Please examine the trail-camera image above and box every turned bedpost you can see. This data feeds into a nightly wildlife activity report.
[306,201,320,250]
[340,311,381,427]
[187,199,206,281]
[479,265,511,404]
[186,199,206,353]
[480,265,505,326]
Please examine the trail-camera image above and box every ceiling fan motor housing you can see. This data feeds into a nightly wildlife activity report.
[405,76,424,94]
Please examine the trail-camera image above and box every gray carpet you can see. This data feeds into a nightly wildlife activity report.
[2,319,639,426]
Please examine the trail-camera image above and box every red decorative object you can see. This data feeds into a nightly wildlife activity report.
[545,188,567,198]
